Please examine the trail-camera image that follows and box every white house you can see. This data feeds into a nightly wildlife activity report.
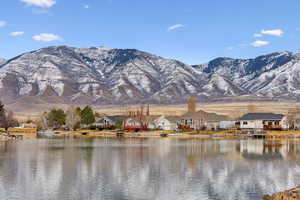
[154,116,181,130]
[124,116,158,130]
[240,113,288,130]
[219,121,237,130]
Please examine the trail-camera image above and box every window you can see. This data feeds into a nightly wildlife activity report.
[243,121,248,125]
[275,121,279,125]
[268,122,273,126]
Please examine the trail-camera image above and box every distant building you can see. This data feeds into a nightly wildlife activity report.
[20,123,37,129]
[95,116,126,128]
[124,116,158,131]
[240,113,288,130]
[219,121,237,130]
[178,110,229,130]
[154,116,181,130]
[287,109,300,130]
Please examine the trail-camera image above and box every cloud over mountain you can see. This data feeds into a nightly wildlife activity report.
[32,33,62,42]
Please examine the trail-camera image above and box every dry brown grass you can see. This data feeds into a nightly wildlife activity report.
[94,101,299,119]
[9,101,300,121]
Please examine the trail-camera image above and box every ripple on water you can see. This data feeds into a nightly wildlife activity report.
[1,138,300,200]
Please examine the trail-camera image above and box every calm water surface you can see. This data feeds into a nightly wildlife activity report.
[1,138,300,200]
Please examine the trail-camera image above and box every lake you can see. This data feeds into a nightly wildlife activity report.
[1,138,300,200]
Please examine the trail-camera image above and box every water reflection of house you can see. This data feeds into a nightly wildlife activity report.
[178,110,229,130]
[240,113,288,131]
[239,140,286,160]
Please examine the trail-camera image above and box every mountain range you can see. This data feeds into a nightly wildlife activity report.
[0,45,300,105]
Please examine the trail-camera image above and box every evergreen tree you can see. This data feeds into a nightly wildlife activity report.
[47,109,66,128]
[80,106,95,126]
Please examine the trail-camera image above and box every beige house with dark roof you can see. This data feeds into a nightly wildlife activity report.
[178,110,230,130]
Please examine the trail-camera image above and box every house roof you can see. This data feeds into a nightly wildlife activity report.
[96,115,127,123]
[159,116,181,123]
[240,113,284,121]
[126,115,160,123]
[181,110,230,122]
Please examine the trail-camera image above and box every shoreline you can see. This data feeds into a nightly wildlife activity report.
[4,129,300,141]
[263,185,300,199]
[35,130,300,140]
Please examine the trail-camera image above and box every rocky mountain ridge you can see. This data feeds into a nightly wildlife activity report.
[0,46,300,105]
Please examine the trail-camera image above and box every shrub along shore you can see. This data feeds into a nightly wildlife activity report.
[263,185,300,199]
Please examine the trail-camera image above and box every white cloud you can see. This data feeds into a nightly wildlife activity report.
[226,46,234,51]
[250,40,270,47]
[32,33,62,42]
[20,0,56,8]
[254,33,262,38]
[167,24,185,31]
[261,29,283,36]
[253,29,284,38]
[10,31,25,36]
[84,4,90,9]
[0,21,7,27]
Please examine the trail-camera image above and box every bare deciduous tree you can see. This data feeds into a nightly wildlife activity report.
[66,106,81,130]
[187,96,197,113]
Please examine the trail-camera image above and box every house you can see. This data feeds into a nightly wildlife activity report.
[20,123,37,129]
[95,116,126,128]
[154,116,181,130]
[240,113,288,130]
[125,115,158,131]
[287,109,300,130]
[219,121,237,130]
[178,110,230,130]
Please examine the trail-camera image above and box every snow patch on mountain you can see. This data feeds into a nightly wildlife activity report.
[0,46,300,104]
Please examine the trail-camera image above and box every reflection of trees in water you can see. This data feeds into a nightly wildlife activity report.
[1,139,300,200]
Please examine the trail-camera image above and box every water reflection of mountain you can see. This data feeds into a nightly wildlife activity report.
[1,139,300,200]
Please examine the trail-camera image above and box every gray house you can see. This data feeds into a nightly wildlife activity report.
[95,116,126,128]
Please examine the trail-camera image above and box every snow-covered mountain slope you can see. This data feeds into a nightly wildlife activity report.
[0,46,300,105]
[192,51,300,99]
[0,58,6,66]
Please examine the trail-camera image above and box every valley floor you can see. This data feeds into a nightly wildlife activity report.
[8,101,300,121]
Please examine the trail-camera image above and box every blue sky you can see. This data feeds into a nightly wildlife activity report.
[1,0,300,64]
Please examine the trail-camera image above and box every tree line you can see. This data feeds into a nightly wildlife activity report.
[0,101,19,129]
[39,105,101,130]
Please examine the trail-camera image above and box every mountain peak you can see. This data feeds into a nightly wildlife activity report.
[0,46,300,105]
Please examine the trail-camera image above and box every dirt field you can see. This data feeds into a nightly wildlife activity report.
[93,101,298,119]
[9,101,300,122]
